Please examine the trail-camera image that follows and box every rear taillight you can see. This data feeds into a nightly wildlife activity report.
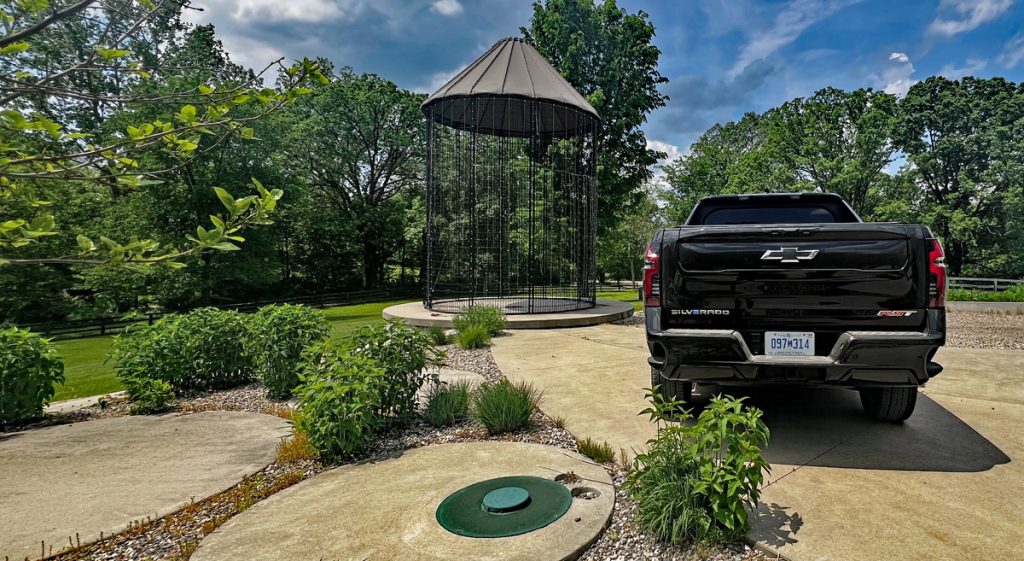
[928,238,946,308]
[643,244,660,307]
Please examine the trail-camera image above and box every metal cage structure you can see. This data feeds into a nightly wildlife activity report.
[422,38,599,314]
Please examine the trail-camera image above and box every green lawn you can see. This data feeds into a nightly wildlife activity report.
[51,298,417,402]
[597,289,643,311]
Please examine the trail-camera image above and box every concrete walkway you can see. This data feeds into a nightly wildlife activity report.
[0,411,290,560]
[491,324,1023,561]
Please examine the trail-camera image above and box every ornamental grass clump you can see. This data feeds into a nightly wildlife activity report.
[424,380,473,427]
[0,327,64,427]
[625,392,771,546]
[248,304,332,399]
[452,304,507,338]
[455,324,491,349]
[472,379,542,434]
[577,436,616,464]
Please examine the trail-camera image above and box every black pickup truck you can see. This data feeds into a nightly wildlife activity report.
[644,192,946,422]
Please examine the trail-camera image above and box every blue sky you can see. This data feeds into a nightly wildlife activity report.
[185,0,1024,162]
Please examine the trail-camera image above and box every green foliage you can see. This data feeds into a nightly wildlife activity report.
[626,391,771,545]
[0,327,64,426]
[248,304,332,399]
[426,326,449,346]
[424,380,473,427]
[110,308,255,395]
[345,319,443,428]
[577,436,615,463]
[472,379,542,434]
[452,305,507,337]
[294,344,383,461]
[948,284,1024,302]
[524,0,668,232]
[455,325,492,349]
[123,377,174,415]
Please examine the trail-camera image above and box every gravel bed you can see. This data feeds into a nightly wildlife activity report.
[947,311,1024,350]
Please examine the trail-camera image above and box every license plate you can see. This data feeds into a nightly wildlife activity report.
[764,331,815,356]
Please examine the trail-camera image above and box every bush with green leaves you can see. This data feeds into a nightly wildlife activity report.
[0,327,64,427]
[472,379,542,434]
[295,342,384,461]
[248,304,332,399]
[626,392,771,545]
[424,380,472,427]
[123,377,174,415]
[452,305,507,338]
[455,324,492,349]
[111,307,256,397]
[346,320,443,428]
[948,284,1024,302]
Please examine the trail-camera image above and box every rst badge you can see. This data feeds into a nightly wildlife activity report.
[672,309,731,316]
[877,310,918,317]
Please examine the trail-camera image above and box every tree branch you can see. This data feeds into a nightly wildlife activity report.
[0,0,95,49]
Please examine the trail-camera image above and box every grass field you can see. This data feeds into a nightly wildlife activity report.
[596,289,643,311]
[51,299,417,402]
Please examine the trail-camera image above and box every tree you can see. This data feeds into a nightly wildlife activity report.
[275,67,425,289]
[597,187,663,282]
[522,0,668,233]
[892,76,1024,275]
[0,0,324,267]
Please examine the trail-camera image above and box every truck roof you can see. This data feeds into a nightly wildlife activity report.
[684,192,862,225]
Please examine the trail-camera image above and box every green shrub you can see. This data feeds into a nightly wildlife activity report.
[424,380,472,427]
[111,307,256,395]
[345,320,443,428]
[0,327,64,427]
[452,305,507,337]
[577,436,615,463]
[455,324,491,349]
[123,377,174,415]
[473,379,541,434]
[295,343,384,461]
[248,304,332,399]
[626,393,771,546]
[948,284,1024,302]
[426,326,449,346]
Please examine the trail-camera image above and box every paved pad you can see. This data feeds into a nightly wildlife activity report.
[492,324,1023,561]
[192,442,614,561]
[0,411,290,560]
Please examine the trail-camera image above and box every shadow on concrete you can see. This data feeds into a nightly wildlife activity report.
[694,385,1010,472]
[749,502,803,549]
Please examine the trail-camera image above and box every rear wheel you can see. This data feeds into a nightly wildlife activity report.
[651,367,693,404]
[859,386,918,422]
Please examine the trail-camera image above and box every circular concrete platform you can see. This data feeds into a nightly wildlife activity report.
[383,298,634,329]
[192,442,614,561]
[0,411,290,561]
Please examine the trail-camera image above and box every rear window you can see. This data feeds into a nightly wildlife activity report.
[702,206,838,225]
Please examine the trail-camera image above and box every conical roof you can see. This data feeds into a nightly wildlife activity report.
[423,37,599,137]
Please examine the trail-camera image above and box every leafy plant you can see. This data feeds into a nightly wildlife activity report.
[452,305,507,337]
[626,391,771,545]
[294,345,384,462]
[0,327,64,426]
[276,426,317,463]
[472,379,542,434]
[577,436,616,463]
[948,284,1024,302]
[455,325,492,349]
[123,378,174,415]
[248,304,332,399]
[426,326,449,346]
[111,308,256,394]
[345,320,443,428]
[424,380,473,427]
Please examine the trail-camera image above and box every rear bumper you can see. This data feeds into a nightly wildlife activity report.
[645,308,945,387]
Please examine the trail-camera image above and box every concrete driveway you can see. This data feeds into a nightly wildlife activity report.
[491,324,1023,561]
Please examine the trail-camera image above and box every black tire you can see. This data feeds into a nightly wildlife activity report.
[651,367,693,404]
[859,386,918,422]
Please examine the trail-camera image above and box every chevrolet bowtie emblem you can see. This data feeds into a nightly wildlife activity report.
[761,247,819,263]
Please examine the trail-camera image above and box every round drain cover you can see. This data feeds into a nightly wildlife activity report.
[482,486,531,513]
[436,476,571,538]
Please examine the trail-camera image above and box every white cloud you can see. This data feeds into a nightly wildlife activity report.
[431,0,463,16]
[873,52,917,97]
[648,139,683,164]
[999,32,1024,68]
[939,58,987,79]
[728,0,859,78]
[927,0,1013,37]
[230,0,354,23]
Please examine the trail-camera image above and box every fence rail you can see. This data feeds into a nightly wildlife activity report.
[949,277,1024,292]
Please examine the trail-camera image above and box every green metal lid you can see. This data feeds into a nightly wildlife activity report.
[436,476,572,538]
